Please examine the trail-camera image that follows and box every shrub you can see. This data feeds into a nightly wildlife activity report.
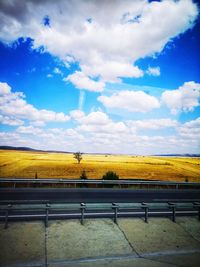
[80,170,88,180]
[102,171,119,180]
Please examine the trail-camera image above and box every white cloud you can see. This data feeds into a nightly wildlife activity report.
[146,66,160,76]
[183,117,200,128]
[64,71,105,92]
[0,0,198,89]
[71,111,128,134]
[81,61,144,83]
[126,118,178,130]
[177,117,200,140]
[0,82,11,94]
[31,120,46,127]
[77,121,127,134]
[1,113,199,154]
[0,115,24,126]
[47,74,53,78]
[161,81,200,114]
[0,82,70,126]
[77,111,110,125]
[16,126,43,135]
[70,110,85,120]
[53,67,63,75]
[98,90,160,113]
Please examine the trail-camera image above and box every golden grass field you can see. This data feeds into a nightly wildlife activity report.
[0,150,200,182]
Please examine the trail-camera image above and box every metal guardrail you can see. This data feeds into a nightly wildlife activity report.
[0,201,199,228]
[0,178,200,189]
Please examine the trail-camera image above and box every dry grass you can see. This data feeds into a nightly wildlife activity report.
[0,150,200,182]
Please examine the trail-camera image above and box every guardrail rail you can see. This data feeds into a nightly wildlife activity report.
[0,178,200,189]
[0,201,199,228]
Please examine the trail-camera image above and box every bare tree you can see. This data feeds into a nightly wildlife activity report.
[73,151,83,164]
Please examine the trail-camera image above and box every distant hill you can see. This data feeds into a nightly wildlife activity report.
[0,146,199,157]
[0,146,39,151]
[153,153,200,157]
[0,146,71,153]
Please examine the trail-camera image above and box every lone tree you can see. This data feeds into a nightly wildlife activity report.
[74,151,83,164]
[102,171,119,180]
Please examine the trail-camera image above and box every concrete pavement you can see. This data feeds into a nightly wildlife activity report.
[0,217,200,267]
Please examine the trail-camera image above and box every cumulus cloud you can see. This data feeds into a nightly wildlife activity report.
[0,115,24,126]
[0,82,11,94]
[64,71,105,92]
[1,108,199,154]
[0,82,70,126]
[98,90,160,112]
[31,120,46,127]
[77,111,110,125]
[177,117,200,140]
[146,66,160,76]
[16,125,43,135]
[0,0,198,90]
[81,61,144,83]
[126,118,178,130]
[70,109,85,120]
[1,119,198,155]
[161,81,200,114]
[70,111,128,134]
[183,117,200,128]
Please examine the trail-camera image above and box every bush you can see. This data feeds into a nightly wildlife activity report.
[80,170,88,180]
[102,171,119,180]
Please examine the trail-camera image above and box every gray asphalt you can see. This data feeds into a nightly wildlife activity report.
[0,188,199,203]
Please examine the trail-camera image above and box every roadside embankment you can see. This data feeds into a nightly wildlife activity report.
[0,217,200,267]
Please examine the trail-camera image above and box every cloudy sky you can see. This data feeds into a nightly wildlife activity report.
[0,0,199,154]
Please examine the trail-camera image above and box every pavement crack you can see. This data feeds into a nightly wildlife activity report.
[116,221,141,257]
[176,220,200,244]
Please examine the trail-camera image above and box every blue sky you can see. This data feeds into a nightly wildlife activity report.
[0,0,199,154]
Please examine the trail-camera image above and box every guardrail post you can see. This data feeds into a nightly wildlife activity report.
[45,203,50,228]
[4,204,12,229]
[112,203,119,224]
[142,203,149,223]
[168,202,176,222]
[80,203,86,225]
[193,202,200,221]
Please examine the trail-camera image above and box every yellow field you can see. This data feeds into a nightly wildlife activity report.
[0,150,200,182]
